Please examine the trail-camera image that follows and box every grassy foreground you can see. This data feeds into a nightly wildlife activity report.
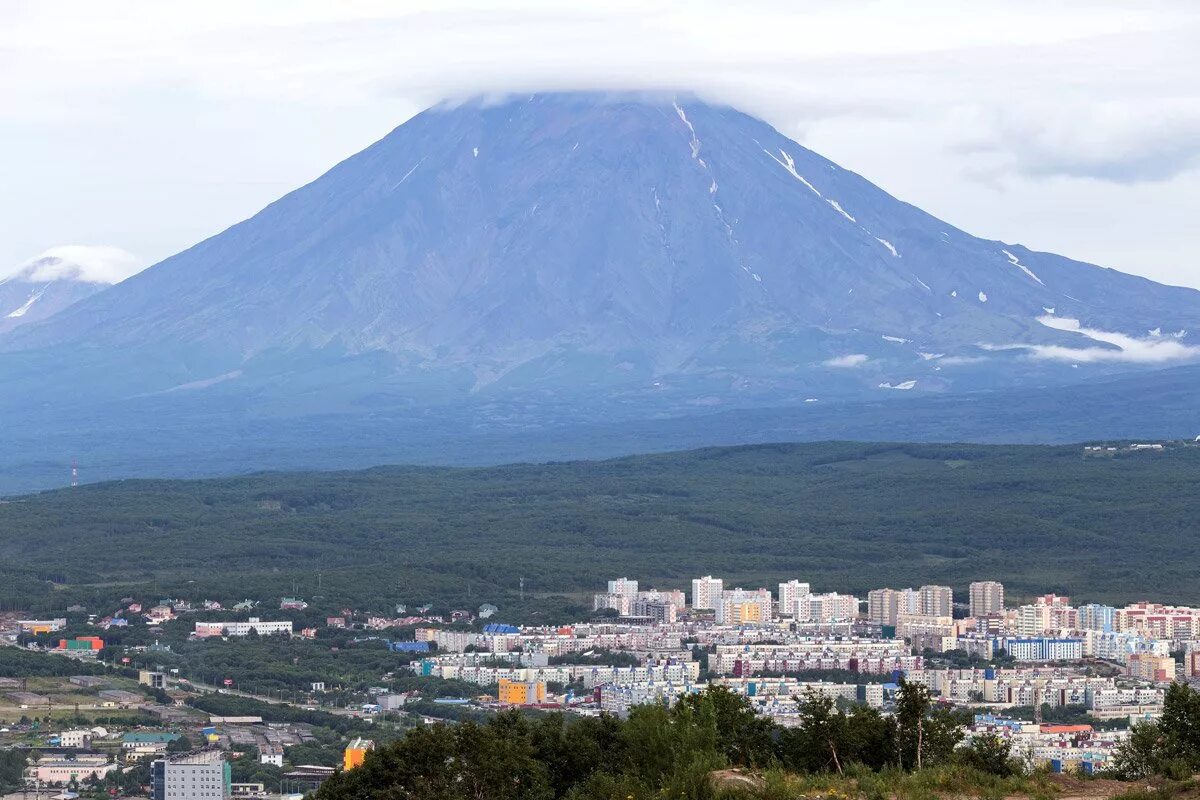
[711,767,1197,800]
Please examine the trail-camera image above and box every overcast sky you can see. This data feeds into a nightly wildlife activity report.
[3,1,1199,288]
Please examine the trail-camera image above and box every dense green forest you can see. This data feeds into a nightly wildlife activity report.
[2,441,1197,615]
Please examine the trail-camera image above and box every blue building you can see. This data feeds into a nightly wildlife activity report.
[1078,604,1116,632]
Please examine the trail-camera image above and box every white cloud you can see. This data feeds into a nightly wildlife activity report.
[823,353,869,368]
[983,314,1200,364]
[958,98,1200,183]
[7,245,144,284]
[0,2,1198,287]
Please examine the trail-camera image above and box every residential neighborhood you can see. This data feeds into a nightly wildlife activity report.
[4,574,1200,799]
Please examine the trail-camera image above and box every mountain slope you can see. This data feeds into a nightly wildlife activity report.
[2,92,1199,490]
[7,92,1200,407]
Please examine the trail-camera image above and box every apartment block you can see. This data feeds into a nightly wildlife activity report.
[152,750,229,800]
[919,585,953,617]
[715,588,773,624]
[343,738,374,771]
[636,588,686,609]
[866,587,918,626]
[1126,653,1176,682]
[607,578,639,598]
[193,618,292,638]
[631,599,678,624]
[778,581,811,616]
[1005,637,1084,662]
[497,678,547,705]
[592,592,632,616]
[968,581,1005,617]
[792,592,859,623]
[691,576,724,611]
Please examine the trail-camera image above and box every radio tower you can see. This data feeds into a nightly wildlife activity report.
[71,458,78,488]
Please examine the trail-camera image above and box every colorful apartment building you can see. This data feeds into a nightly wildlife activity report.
[343,738,374,771]
[497,678,546,705]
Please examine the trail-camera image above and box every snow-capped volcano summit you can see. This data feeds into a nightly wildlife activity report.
[3,93,1199,439]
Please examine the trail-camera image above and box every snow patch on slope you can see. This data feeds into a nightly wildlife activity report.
[673,101,707,167]
[391,158,425,190]
[878,380,917,390]
[826,199,856,223]
[6,289,44,318]
[876,238,900,258]
[1001,249,1044,285]
[763,149,821,196]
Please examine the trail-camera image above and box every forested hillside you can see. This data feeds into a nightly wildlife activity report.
[2,441,1197,615]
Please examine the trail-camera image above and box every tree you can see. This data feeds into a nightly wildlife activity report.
[167,734,193,753]
[0,750,28,794]
[893,678,964,771]
[956,733,1021,777]
[843,705,896,771]
[313,713,553,800]
[676,686,775,768]
[1110,683,1200,779]
[528,713,624,798]
[1109,722,1168,780]
[778,692,850,774]
[621,700,721,787]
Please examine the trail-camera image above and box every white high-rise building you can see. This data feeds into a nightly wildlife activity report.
[778,580,811,616]
[793,592,860,622]
[691,576,724,611]
[1017,594,1074,635]
[607,578,639,598]
[969,581,1005,617]
[153,750,227,800]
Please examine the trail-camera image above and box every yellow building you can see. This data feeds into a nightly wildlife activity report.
[497,679,546,706]
[343,737,374,771]
[730,602,763,624]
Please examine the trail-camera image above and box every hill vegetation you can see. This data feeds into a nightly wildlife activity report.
[307,682,1200,800]
[2,441,1198,615]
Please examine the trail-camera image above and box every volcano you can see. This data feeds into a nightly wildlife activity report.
[2,92,1198,489]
